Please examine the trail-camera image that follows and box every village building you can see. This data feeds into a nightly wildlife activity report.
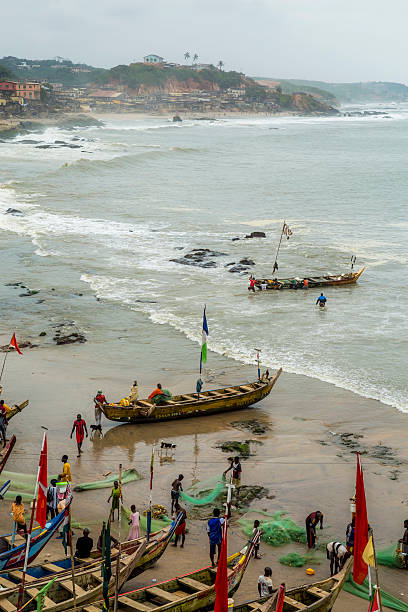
[143,54,164,64]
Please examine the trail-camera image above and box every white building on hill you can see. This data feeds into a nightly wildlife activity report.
[144,54,164,64]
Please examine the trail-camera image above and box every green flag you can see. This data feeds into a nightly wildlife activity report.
[36,577,57,612]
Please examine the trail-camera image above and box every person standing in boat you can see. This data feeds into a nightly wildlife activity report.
[149,383,164,403]
[94,389,107,430]
[316,293,327,308]
[171,474,184,514]
[305,510,323,548]
[58,455,72,483]
[129,381,139,404]
[47,479,58,520]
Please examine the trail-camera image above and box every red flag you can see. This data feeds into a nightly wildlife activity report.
[214,519,228,612]
[276,583,286,612]
[35,434,48,528]
[10,333,22,355]
[353,453,369,584]
[369,589,380,612]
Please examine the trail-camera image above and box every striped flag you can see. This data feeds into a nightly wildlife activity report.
[200,308,209,374]
[283,223,293,240]
[35,434,47,528]
[369,589,380,612]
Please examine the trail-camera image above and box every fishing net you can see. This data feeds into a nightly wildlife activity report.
[3,490,33,501]
[239,511,306,546]
[377,543,405,569]
[279,553,307,567]
[180,473,226,506]
[121,506,172,534]
[344,575,408,611]
[73,469,141,491]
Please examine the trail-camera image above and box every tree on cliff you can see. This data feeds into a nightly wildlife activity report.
[217,60,224,71]
[184,51,190,63]
[0,64,14,80]
[193,53,199,64]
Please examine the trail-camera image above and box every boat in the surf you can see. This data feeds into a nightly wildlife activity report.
[0,518,179,595]
[5,400,29,422]
[0,435,16,476]
[100,370,282,424]
[65,538,258,612]
[252,266,365,291]
[0,538,147,612]
[0,497,72,572]
[233,557,352,612]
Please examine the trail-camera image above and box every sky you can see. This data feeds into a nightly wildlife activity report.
[1,0,408,83]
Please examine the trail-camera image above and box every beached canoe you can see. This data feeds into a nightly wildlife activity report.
[253,266,365,291]
[233,557,352,612]
[5,400,29,422]
[66,537,258,611]
[0,538,147,612]
[0,518,179,596]
[101,370,282,424]
[0,435,16,476]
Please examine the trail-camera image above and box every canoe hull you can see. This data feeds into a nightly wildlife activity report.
[101,371,281,424]
[254,266,365,291]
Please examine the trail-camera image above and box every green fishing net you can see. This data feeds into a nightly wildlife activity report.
[121,506,172,534]
[377,544,405,569]
[239,511,306,546]
[344,575,408,611]
[180,473,226,506]
[279,553,307,567]
[74,469,141,492]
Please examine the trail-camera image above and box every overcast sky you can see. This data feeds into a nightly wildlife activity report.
[1,0,407,83]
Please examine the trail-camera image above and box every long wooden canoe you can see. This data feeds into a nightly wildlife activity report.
[253,266,365,291]
[67,537,259,612]
[6,400,29,422]
[0,519,179,596]
[233,557,352,612]
[0,539,146,612]
[101,371,282,424]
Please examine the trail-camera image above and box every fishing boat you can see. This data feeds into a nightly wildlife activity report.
[0,518,179,596]
[5,400,28,422]
[0,435,16,475]
[100,370,281,424]
[252,267,365,291]
[233,557,352,612]
[66,540,257,612]
[0,497,72,573]
[0,539,147,612]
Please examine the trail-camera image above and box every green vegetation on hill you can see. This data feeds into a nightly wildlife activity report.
[0,56,99,86]
[0,64,14,80]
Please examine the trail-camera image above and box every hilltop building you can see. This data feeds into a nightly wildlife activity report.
[143,54,164,64]
[0,80,41,100]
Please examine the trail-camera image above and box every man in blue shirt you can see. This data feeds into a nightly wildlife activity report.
[316,293,327,307]
[207,508,225,567]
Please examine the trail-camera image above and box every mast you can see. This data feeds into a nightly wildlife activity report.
[113,463,123,612]
[272,221,286,274]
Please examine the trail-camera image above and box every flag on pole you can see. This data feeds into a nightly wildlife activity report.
[10,333,22,355]
[363,536,375,568]
[282,223,293,239]
[35,434,48,528]
[36,577,57,612]
[214,518,228,612]
[200,307,209,374]
[275,584,286,612]
[353,453,369,584]
[102,521,112,611]
[368,589,380,612]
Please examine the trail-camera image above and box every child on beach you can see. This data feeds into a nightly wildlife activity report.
[252,519,262,558]
[128,505,140,540]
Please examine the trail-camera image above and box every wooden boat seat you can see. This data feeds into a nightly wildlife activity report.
[224,388,239,393]
[239,385,254,392]
[75,556,94,564]
[148,587,182,603]
[180,395,196,401]
[91,571,103,582]
[208,391,223,397]
[307,586,329,599]
[41,562,66,573]
[7,570,36,582]
[4,534,25,547]
[283,596,307,610]
[137,401,152,408]
[116,597,154,611]
[0,599,17,612]
[0,576,16,589]
[178,576,208,592]
[26,588,54,608]
[60,580,87,597]
[82,606,102,612]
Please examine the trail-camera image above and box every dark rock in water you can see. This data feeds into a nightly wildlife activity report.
[231,420,270,436]
[0,339,37,352]
[54,332,87,345]
[19,290,39,297]
[20,139,40,144]
[239,258,255,266]
[5,208,24,216]
[225,262,236,267]
[36,299,45,304]
[135,299,157,304]
[229,265,248,273]
[173,115,182,122]
[65,144,81,149]
[245,231,266,239]
[54,140,66,144]
[36,144,53,149]
[39,331,47,337]
[174,247,184,250]
[5,282,23,287]
[232,237,240,241]
[71,137,80,141]
[201,261,217,268]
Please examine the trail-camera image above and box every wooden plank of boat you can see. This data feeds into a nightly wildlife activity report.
[6,400,29,422]
[40,563,66,573]
[148,587,182,603]
[283,596,307,610]
[177,577,208,592]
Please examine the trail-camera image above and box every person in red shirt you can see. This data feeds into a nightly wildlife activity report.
[71,414,88,457]
[248,277,256,292]
[148,384,163,401]
[93,390,107,430]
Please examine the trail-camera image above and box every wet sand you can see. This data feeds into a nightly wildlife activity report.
[0,334,407,610]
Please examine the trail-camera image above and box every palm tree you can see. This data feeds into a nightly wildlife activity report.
[217,60,224,71]
[193,53,199,64]
[184,51,190,63]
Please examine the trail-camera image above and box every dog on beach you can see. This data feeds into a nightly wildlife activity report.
[90,424,103,434]
[160,440,177,450]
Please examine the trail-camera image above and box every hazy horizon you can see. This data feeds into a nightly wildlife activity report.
[2,0,408,83]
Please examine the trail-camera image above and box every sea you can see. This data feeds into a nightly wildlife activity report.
[0,105,407,412]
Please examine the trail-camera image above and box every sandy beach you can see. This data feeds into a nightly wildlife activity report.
[0,322,407,610]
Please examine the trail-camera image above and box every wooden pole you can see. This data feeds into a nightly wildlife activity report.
[273,221,285,274]
[113,464,122,612]
[68,505,77,612]
[0,351,8,384]
[17,431,46,611]
[372,532,384,612]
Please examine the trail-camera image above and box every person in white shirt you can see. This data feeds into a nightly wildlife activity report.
[326,541,351,576]
[258,567,275,597]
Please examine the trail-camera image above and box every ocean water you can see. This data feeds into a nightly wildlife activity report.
[0,109,407,411]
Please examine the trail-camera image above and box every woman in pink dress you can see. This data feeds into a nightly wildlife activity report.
[128,504,141,540]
